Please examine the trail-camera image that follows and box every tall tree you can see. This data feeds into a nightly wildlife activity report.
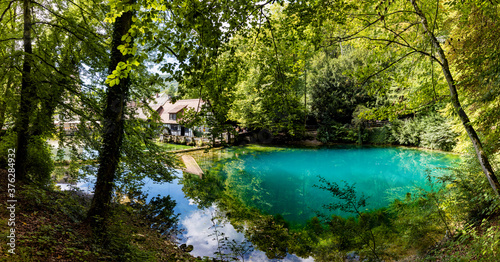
[226,5,309,137]
[0,5,17,132]
[87,0,135,231]
[309,48,371,126]
[447,1,500,154]
[408,0,500,196]
[15,0,35,181]
[1,0,109,182]
[286,0,500,196]
[85,0,269,233]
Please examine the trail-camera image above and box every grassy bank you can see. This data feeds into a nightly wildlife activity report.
[156,142,195,151]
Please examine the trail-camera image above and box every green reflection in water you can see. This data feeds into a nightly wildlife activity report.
[181,145,459,260]
[186,145,459,226]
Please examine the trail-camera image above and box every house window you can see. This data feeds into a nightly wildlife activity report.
[171,125,178,131]
[169,113,176,120]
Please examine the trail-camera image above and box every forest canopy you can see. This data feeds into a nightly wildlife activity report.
[1,0,500,261]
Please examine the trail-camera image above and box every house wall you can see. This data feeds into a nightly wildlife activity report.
[164,124,194,137]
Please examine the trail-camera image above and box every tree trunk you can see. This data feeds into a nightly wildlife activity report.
[15,0,34,182]
[1,4,17,133]
[86,2,134,232]
[0,76,13,132]
[410,0,500,197]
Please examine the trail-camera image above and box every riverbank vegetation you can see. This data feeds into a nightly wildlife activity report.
[0,169,195,261]
[181,146,500,261]
[1,0,500,260]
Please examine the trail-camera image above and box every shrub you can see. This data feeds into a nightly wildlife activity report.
[419,115,457,151]
[193,129,204,137]
[26,136,54,185]
[0,132,54,184]
[389,119,422,146]
[366,126,393,144]
[387,112,457,151]
[317,122,357,143]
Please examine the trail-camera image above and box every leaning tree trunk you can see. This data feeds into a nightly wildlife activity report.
[86,3,134,232]
[15,0,34,182]
[410,0,500,197]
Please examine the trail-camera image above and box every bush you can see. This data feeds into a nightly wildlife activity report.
[317,122,358,143]
[390,119,422,146]
[318,112,456,150]
[193,129,204,137]
[419,115,457,151]
[427,220,500,261]
[26,136,54,185]
[366,126,394,144]
[387,113,457,151]
[0,130,16,169]
[0,132,53,184]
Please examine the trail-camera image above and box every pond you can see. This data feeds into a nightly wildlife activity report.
[179,145,458,260]
[67,145,459,261]
[194,145,459,224]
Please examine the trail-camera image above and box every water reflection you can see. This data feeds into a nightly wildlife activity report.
[177,145,458,260]
[61,145,457,261]
[181,205,313,262]
[193,146,458,224]
[137,175,313,261]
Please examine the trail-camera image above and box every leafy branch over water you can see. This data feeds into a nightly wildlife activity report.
[314,176,380,261]
[314,177,369,215]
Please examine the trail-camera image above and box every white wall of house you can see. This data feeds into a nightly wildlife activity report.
[164,124,194,137]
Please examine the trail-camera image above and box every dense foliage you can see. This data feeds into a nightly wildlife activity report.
[180,146,500,261]
[1,0,500,260]
[361,110,458,151]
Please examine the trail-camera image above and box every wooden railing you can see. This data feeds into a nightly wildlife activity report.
[160,135,213,146]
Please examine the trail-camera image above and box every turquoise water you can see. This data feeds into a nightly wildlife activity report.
[210,145,458,225]
[66,145,458,260]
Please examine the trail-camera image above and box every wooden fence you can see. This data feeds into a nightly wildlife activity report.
[160,135,213,146]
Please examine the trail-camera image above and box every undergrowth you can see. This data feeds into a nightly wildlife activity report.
[0,169,196,261]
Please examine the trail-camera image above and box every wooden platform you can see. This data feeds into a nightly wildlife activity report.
[181,155,204,178]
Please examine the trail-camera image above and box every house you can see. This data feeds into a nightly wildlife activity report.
[135,94,205,137]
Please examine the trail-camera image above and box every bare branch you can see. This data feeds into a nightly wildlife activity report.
[360,51,418,93]
[0,0,14,24]
[341,35,442,66]
[339,17,383,42]
[0,37,22,42]
[350,10,417,17]
[32,21,89,42]
[381,20,420,47]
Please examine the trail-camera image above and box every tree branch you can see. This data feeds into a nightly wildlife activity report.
[32,1,103,39]
[0,37,22,42]
[32,21,89,42]
[0,0,14,24]
[361,51,418,93]
[341,35,442,66]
